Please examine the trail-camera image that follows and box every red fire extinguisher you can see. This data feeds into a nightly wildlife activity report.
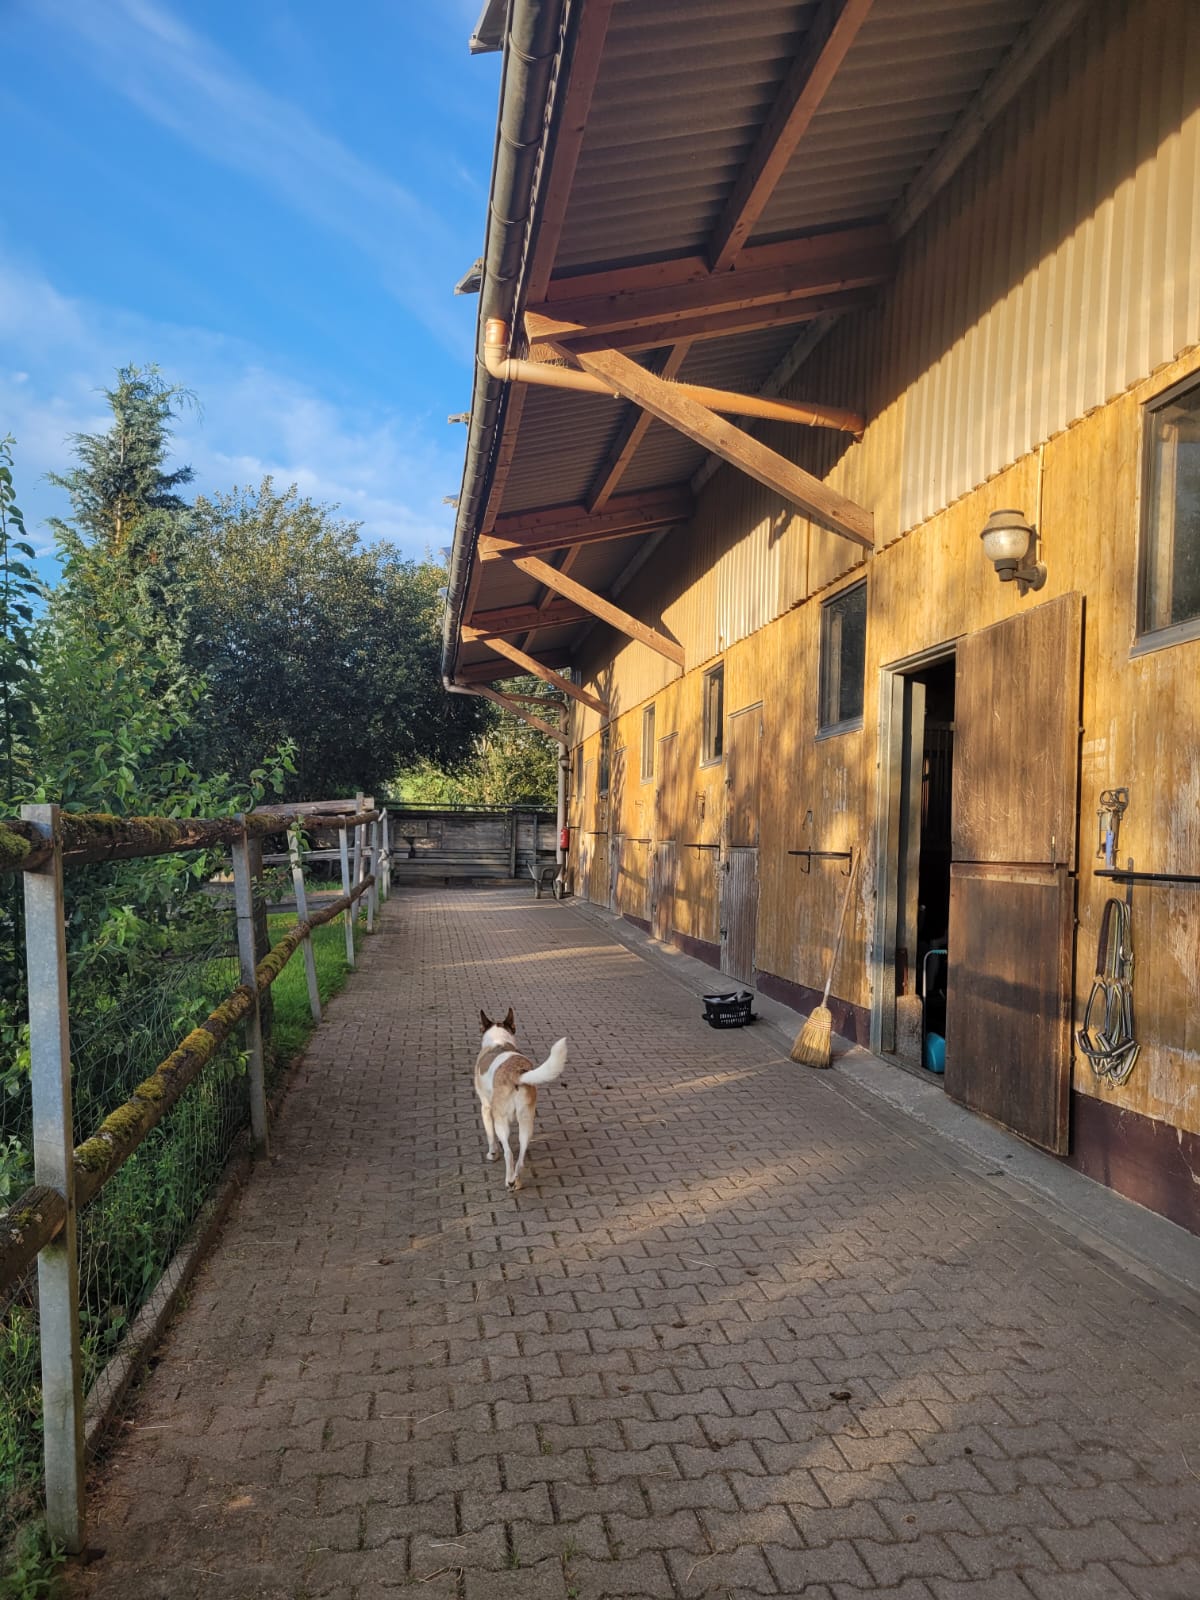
[559,825,570,851]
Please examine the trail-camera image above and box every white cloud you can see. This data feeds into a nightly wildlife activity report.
[0,256,462,569]
[29,0,470,354]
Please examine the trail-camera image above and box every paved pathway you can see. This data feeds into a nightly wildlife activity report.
[76,888,1200,1600]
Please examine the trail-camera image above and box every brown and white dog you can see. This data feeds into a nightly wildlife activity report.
[474,1008,568,1190]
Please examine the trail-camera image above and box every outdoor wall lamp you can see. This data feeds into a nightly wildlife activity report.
[979,508,1046,595]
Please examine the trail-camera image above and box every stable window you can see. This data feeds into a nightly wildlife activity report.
[575,745,584,800]
[818,580,867,733]
[598,728,611,796]
[1138,374,1200,647]
[702,663,724,763]
[641,704,656,781]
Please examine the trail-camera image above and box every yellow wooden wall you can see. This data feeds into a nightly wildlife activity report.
[562,0,1200,1141]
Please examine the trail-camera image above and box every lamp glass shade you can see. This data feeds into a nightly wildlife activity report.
[980,510,1032,566]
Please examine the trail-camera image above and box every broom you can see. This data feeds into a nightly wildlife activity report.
[790,847,858,1068]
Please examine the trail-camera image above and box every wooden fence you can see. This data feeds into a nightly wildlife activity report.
[383,802,557,885]
[0,799,391,1553]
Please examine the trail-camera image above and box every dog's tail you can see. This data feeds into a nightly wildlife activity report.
[518,1037,568,1087]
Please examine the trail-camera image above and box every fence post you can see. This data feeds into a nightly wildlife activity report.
[339,824,356,970]
[380,809,391,901]
[288,825,321,1022]
[365,819,377,934]
[509,806,519,878]
[21,804,86,1554]
[232,818,269,1156]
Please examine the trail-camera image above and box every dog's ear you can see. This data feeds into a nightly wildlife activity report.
[502,1006,515,1032]
[480,1009,492,1031]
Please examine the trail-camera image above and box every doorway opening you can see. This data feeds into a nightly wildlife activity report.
[873,648,955,1070]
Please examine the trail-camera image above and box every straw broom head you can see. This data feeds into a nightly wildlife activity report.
[789,848,858,1069]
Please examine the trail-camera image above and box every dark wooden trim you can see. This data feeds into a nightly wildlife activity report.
[622,913,651,935]
[756,969,871,1046]
[1067,1091,1200,1237]
[671,930,722,972]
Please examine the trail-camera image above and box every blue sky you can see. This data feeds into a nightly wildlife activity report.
[1,0,498,572]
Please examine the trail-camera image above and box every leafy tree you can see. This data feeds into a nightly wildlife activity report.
[0,439,40,804]
[396,676,561,805]
[182,478,487,799]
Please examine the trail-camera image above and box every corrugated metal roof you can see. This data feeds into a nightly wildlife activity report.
[458,0,1064,678]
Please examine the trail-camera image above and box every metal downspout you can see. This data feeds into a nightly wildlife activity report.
[442,0,565,691]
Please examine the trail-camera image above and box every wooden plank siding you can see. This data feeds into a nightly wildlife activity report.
[560,0,1200,1149]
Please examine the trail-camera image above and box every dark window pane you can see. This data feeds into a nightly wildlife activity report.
[820,581,866,730]
[1142,383,1200,634]
[703,665,724,760]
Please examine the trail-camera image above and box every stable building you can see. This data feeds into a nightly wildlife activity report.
[443,0,1200,1234]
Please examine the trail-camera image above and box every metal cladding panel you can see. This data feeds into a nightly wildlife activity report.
[612,421,707,495]
[556,0,819,272]
[755,0,1042,241]
[887,0,1200,533]
[499,384,625,513]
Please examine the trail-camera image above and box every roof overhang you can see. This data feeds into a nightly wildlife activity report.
[444,0,1088,692]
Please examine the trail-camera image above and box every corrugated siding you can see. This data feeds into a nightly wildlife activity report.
[756,0,1041,240]
[883,0,1200,531]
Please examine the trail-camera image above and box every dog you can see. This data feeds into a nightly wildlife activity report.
[474,1008,567,1190]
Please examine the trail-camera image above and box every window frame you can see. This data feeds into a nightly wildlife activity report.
[701,662,725,766]
[598,727,611,797]
[1132,367,1200,656]
[641,703,656,783]
[817,578,868,738]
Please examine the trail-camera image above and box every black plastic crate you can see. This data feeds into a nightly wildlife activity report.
[702,990,756,1028]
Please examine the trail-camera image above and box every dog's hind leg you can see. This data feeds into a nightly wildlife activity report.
[480,1100,498,1161]
[512,1092,536,1190]
[494,1113,516,1187]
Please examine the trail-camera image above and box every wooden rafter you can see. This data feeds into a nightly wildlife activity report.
[529,227,892,349]
[535,335,873,550]
[462,682,568,747]
[524,0,618,304]
[456,654,566,685]
[462,629,608,713]
[521,545,585,650]
[482,485,692,559]
[587,341,693,510]
[549,290,876,354]
[708,0,875,271]
[501,552,685,667]
[467,598,590,636]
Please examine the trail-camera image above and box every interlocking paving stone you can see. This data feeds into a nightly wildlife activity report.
[71,888,1200,1598]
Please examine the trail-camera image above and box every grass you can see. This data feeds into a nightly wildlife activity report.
[267,911,363,1070]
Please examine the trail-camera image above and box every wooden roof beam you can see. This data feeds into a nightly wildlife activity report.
[482,485,692,558]
[462,629,608,714]
[528,230,892,347]
[467,598,591,636]
[708,0,876,271]
[500,551,685,667]
[528,329,873,551]
[455,652,568,685]
[458,682,568,747]
[553,289,877,354]
[587,340,693,511]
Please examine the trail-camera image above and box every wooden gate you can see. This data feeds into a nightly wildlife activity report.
[721,846,759,982]
[944,593,1083,1153]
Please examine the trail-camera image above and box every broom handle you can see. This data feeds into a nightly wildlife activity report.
[820,849,858,1007]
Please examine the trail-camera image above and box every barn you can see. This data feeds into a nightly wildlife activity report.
[444,0,1200,1233]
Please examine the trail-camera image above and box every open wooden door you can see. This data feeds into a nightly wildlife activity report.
[944,594,1082,1153]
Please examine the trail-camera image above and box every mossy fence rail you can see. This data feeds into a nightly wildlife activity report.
[0,800,392,1556]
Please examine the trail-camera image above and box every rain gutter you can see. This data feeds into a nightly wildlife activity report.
[441,0,567,689]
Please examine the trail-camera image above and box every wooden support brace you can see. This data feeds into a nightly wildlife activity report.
[461,629,608,713]
[528,330,873,550]
[463,682,570,746]
[500,551,686,666]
